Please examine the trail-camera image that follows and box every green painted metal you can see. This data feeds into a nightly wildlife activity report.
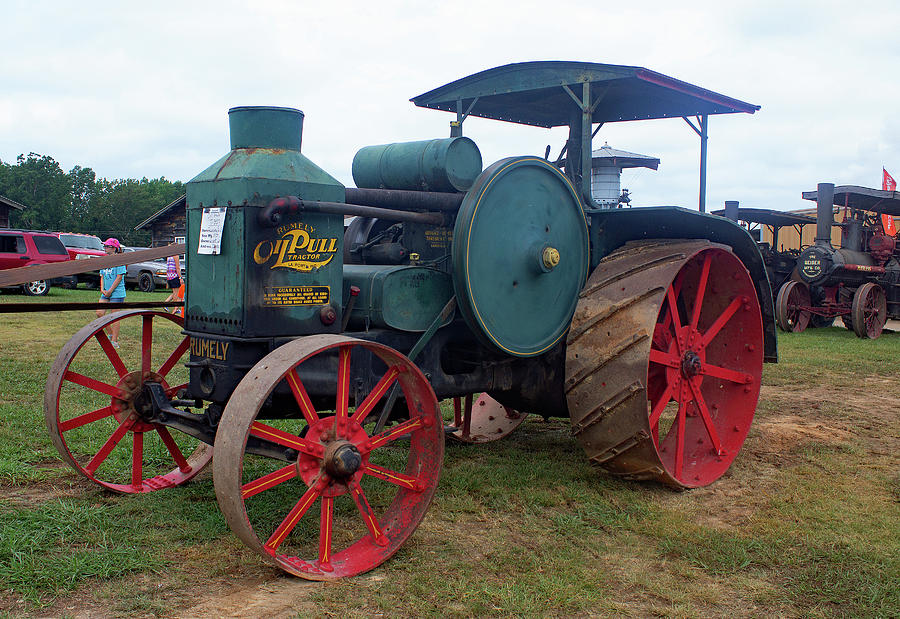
[587,206,777,363]
[411,61,760,128]
[451,156,589,357]
[352,137,482,192]
[185,106,345,338]
[342,265,454,332]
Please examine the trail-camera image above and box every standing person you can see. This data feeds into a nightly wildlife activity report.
[164,251,182,311]
[96,238,126,348]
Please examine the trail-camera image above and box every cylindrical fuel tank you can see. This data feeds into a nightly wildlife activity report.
[352,137,482,193]
[798,245,875,286]
[185,106,345,339]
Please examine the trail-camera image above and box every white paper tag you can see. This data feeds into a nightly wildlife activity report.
[198,207,227,255]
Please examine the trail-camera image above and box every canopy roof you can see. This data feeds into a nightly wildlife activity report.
[801,185,900,217]
[710,207,816,227]
[411,61,760,128]
[591,144,659,170]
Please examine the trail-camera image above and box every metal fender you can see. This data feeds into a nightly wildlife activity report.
[587,206,777,362]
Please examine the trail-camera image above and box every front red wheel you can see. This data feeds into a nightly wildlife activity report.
[213,335,443,580]
[44,310,211,493]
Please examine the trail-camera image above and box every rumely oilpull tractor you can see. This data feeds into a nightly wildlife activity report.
[775,183,900,338]
[44,62,775,579]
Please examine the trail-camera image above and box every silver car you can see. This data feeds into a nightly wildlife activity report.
[122,247,183,292]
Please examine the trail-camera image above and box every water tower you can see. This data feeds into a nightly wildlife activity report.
[590,143,660,206]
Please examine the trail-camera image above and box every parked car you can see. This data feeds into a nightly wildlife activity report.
[122,247,184,292]
[56,232,104,288]
[0,229,71,295]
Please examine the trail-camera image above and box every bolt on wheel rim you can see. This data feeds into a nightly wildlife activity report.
[44,310,212,493]
[214,335,443,580]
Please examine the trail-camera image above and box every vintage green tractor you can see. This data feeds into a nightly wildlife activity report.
[45,62,775,579]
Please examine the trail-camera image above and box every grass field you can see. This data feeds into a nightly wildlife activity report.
[0,287,898,618]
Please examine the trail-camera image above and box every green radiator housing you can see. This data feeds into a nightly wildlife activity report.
[184,106,345,338]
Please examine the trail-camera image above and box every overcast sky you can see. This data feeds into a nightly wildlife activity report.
[2,1,898,213]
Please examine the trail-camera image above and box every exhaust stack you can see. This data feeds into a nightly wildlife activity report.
[815,182,834,247]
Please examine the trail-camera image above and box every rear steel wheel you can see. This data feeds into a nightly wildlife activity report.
[851,282,887,339]
[566,240,763,489]
[44,310,211,493]
[449,393,526,443]
[775,280,811,333]
[214,335,443,580]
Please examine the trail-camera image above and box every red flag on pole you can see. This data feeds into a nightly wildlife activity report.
[882,168,896,236]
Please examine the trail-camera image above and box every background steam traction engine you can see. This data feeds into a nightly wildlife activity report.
[776,183,900,338]
[44,62,776,579]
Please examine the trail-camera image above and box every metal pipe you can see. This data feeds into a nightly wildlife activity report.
[344,187,464,212]
[260,195,445,227]
[723,200,739,222]
[816,182,834,247]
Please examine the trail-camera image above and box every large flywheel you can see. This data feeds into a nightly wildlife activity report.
[452,156,589,357]
[565,240,763,488]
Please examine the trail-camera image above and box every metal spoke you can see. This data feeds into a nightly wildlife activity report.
[318,497,334,571]
[351,366,400,423]
[701,362,752,384]
[648,382,674,430]
[335,347,352,438]
[264,484,321,553]
[156,426,191,473]
[85,415,136,475]
[95,330,128,377]
[363,462,422,491]
[699,296,743,349]
[366,416,426,452]
[131,432,143,489]
[59,405,116,432]
[350,480,389,546]
[250,421,323,458]
[141,315,153,375]
[690,254,712,331]
[286,368,319,425]
[64,370,120,398]
[649,348,679,368]
[158,336,191,378]
[241,464,299,499]
[687,379,724,455]
[674,399,686,479]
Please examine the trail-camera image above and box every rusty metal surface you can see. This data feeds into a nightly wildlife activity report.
[565,239,762,488]
[213,334,443,580]
[449,393,527,443]
[0,244,185,288]
[43,309,212,492]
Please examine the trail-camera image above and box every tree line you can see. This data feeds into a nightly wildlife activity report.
[0,153,184,247]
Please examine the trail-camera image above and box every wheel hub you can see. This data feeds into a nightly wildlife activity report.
[114,371,167,432]
[680,351,703,378]
[323,441,362,478]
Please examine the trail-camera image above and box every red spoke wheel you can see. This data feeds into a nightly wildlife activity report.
[449,393,527,443]
[775,280,811,333]
[213,335,443,580]
[851,282,887,339]
[44,310,212,493]
[566,240,764,489]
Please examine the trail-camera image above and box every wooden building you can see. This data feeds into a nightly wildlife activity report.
[135,195,186,247]
[760,207,843,251]
[0,195,26,229]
